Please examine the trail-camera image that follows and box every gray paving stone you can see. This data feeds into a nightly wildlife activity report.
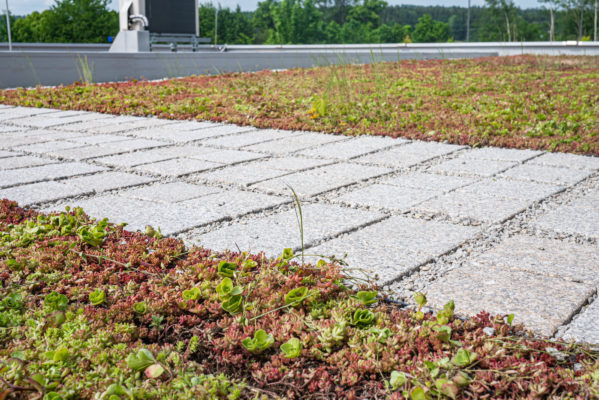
[528,152,599,171]
[298,136,403,160]
[0,181,90,206]
[16,129,91,140]
[254,163,392,197]
[187,148,266,164]
[333,183,438,211]
[46,195,225,235]
[457,178,564,201]
[251,156,332,172]
[134,158,221,177]
[425,263,594,336]
[461,147,543,162]
[90,147,185,167]
[0,162,106,188]
[11,140,84,154]
[121,182,219,203]
[181,189,289,217]
[200,129,299,148]
[86,119,172,134]
[63,172,155,193]
[244,132,348,154]
[499,164,592,185]
[130,125,231,142]
[195,162,290,186]
[381,172,476,191]
[562,299,599,344]
[535,193,599,238]
[50,139,167,160]
[0,108,59,121]
[163,120,221,131]
[471,235,599,284]
[0,134,55,148]
[69,134,132,145]
[0,125,24,133]
[430,155,517,177]
[8,113,110,128]
[0,155,57,170]
[190,203,384,257]
[309,216,479,283]
[165,124,255,141]
[355,141,465,167]
[0,150,17,158]
[416,191,531,223]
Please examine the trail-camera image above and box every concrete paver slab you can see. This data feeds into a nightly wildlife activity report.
[181,189,289,217]
[12,140,84,154]
[195,162,291,186]
[309,216,479,283]
[245,132,348,154]
[500,164,592,185]
[254,163,392,197]
[381,172,476,191]
[471,234,599,284]
[191,203,385,257]
[134,158,222,177]
[457,178,564,201]
[535,192,599,238]
[528,152,599,171]
[0,155,57,170]
[416,191,531,223]
[461,147,543,162]
[46,195,225,235]
[91,147,187,167]
[64,172,155,193]
[0,162,106,188]
[426,264,595,336]
[251,156,333,172]
[431,155,517,177]
[187,148,266,164]
[121,182,220,203]
[355,141,465,168]
[298,136,402,160]
[0,150,17,158]
[333,183,438,211]
[562,299,599,344]
[0,181,90,206]
[201,129,299,148]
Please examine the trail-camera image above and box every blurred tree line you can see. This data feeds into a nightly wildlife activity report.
[1,0,597,44]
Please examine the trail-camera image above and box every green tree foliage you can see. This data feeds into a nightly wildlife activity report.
[412,14,450,42]
[5,0,596,44]
[10,0,118,43]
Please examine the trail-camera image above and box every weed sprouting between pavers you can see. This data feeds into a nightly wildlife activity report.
[0,198,598,399]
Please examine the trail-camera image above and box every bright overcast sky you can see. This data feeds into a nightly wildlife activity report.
[6,0,544,16]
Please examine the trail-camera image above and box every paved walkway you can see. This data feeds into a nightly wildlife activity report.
[0,105,598,343]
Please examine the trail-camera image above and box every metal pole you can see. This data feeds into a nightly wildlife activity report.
[594,0,597,41]
[466,0,471,42]
[4,0,12,51]
[214,6,218,46]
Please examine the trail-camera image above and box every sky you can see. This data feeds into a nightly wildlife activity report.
[6,0,544,16]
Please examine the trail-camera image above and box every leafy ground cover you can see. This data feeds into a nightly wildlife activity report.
[1,55,598,155]
[0,197,598,399]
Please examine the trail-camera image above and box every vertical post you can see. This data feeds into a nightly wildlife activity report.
[195,0,199,37]
[594,0,597,41]
[466,0,471,42]
[214,6,218,46]
[4,0,11,51]
[579,1,584,42]
[550,6,554,41]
